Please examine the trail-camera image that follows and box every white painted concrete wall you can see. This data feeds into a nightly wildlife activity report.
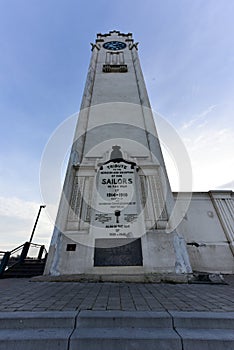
[174,191,234,273]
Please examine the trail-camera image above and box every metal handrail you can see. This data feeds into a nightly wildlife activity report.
[0,242,47,277]
[0,242,47,255]
[29,243,47,253]
[9,243,25,255]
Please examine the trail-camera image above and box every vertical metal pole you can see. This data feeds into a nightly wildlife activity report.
[29,205,46,244]
[37,245,45,260]
[19,242,30,263]
[0,251,10,277]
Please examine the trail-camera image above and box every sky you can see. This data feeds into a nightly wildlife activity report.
[0,0,233,251]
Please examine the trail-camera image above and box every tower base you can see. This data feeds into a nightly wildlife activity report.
[34,272,192,283]
[43,230,192,282]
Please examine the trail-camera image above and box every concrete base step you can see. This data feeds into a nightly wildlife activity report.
[76,310,173,328]
[171,311,234,350]
[71,327,180,350]
[0,312,76,350]
[171,311,234,329]
[72,311,181,350]
[71,311,234,350]
[0,329,71,350]
[177,329,234,350]
[0,311,233,350]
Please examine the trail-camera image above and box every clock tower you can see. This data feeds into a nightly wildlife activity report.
[44,30,192,281]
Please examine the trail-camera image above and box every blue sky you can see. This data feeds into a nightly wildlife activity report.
[0,0,234,250]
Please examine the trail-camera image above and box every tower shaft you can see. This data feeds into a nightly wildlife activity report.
[44,31,192,280]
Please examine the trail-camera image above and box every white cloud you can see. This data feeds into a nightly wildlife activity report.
[156,99,234,192]
[177,117,234,191]
[0,197,38,218]
[181,104,217,130]
[0,196,53,251]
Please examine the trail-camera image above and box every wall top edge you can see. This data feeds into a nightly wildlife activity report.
[173,190,233,195]
[173,190,233,200]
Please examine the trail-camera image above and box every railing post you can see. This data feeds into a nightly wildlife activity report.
[19,242,30,263]
[0,252,11,277]
[29,205,46,244]
[37,245,45,260]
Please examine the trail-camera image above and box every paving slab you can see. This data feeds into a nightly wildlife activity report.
[0,276,233,349]
[0,277,234,312]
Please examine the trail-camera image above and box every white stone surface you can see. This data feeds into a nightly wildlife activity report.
[42,31,233,278]
[175,191,234,273]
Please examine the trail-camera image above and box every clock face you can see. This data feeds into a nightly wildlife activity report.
[103,41,126,51]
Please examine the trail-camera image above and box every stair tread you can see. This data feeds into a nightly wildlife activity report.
[73,328,180,339]
[0,328,72,340]
[176,328,234,340]
[3,260,46,278]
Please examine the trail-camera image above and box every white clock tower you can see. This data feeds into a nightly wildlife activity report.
[44,30,192,281]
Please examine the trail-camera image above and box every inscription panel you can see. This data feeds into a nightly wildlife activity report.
[91,159,144,239]
[94,238,143,266]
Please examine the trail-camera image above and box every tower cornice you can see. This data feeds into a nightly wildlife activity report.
[96,30,133,39]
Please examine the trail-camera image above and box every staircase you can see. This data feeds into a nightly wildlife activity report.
[3,259,46,278]
[0,242,47,278]
[0,311,233,350]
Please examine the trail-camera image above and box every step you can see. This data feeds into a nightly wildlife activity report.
[71,311,234,350]
[5,267,44,272]
[0,312,76,350]
[4,272,44,278]
[77,310,173,328]
[171,312,234,350]
[0,311,233,350]
[3,262,46,278]
[6,263,45,268]
[0,311,76,329]
[72,311,181,350]
[171,311,234,329]
[0,328,71,350]
[71,327,181,350]
[176,329,234,350]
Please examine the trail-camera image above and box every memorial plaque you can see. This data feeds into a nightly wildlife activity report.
[90,155,146,266]
[91,158,144,239]
[94,238,143,266]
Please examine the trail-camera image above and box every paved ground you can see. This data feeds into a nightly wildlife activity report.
[0,276,233,313]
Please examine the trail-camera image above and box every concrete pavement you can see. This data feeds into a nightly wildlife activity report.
[0,277,234,349]
[0,276,233,312]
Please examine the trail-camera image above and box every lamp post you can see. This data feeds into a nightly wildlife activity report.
[29,205,46,244]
